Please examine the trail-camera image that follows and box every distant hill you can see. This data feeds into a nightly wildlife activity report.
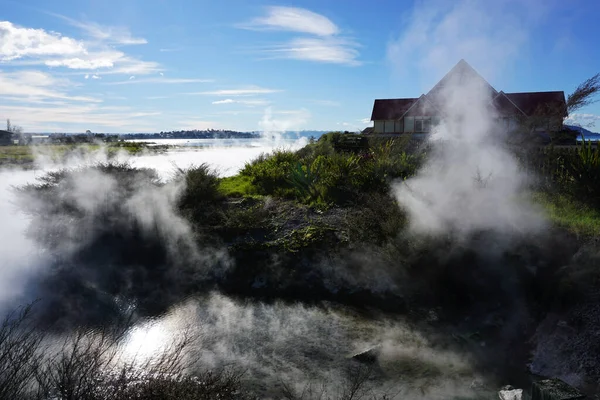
[564,124,600,140]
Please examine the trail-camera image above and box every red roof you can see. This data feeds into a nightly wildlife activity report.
[370,60,566,121]
[370,98,417,120]
[504,91,566,116]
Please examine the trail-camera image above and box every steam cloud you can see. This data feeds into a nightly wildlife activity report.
[390,0,548,236]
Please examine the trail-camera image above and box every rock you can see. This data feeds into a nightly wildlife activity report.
[498,387,523,400]
[531,378,585,400]
[350,345,381,364]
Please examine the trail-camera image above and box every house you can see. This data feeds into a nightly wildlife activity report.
[0,130,13,146]
[370,59,567,135]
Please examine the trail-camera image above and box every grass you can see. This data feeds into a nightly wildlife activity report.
[532,191,600,236]
[0,143,166,166]
[219,175,258,197]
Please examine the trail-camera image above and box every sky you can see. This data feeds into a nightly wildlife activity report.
[1,0,599,133]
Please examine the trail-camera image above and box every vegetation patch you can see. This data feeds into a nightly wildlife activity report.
[532,192,600,236]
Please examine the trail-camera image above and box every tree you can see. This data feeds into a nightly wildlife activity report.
[567,72,600,114]
[6,119,30,145]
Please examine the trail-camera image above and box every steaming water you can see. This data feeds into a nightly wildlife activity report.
[128,137,307,178]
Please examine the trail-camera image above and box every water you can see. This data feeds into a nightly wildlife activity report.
[126,137,308,178]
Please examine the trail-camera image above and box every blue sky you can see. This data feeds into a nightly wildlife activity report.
[1,0,599,133]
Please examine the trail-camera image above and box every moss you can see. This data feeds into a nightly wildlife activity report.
[275,224,337,253]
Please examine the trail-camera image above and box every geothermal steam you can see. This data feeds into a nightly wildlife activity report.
[393,70,545,236]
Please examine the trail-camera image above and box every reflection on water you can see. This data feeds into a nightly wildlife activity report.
[115,293,493,399]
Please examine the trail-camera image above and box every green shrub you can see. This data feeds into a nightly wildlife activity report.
[176,164,224,224]
[240,150,300,197]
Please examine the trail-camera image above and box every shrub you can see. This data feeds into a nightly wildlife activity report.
[176,164,224,224]
[240,150,300,197]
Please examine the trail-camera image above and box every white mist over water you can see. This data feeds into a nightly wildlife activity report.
[130,137,308,178]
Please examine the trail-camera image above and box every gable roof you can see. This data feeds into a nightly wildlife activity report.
[504,91,566,116]
[492,91,526,116]
[427,59,498,99]
[402,94,441,117]
[370,60,567,121]
[371,98,418,120]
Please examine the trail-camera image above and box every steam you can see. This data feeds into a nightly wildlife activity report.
[394,73,546,235]
[390,0,549,236]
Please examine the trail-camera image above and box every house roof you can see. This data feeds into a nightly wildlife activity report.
[370,98,418,120]
[0,130,12,137]
[504,91,566,116]
[492,91,526,116]
[371,60,567,121]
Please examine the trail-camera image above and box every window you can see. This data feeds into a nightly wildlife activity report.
[374,121,384,133]
[395,119,404,133]
[404,116,414,132]
[384,120,396,133]
[415,119,423,132]
[414,117,432,133]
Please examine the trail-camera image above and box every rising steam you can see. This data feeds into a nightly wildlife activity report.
[393,68,546,236]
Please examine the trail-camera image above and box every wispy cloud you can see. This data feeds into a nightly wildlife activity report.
[187,87,281,96]
[311,99,341,107]
[0,103,161,132]
[565,113,600,128]
[262,37,360,65]
[106,77,213,85]
[241,6,339,36]
[212,98,270,106]
[386,0,547,86]
[159,47,182,53]
[0,70,99,103]
[259,106,310,132]
[240,7,361,66]
[50,13,147,45]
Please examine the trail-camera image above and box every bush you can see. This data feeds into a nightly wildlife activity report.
[176,164,224,224]
[240,150,300,197]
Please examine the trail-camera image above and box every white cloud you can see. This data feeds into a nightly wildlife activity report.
[0,21,85,61]
[0,70,99,102]
[51,13,147,45]
[212,98,270,106]
[244,6,339,36]
[1,20,160,75]
[129,76,136,80]
[92,74,101,80]
[240,7,361,66]
[359,118,371,124]
[84,74,90,79]
[106,77,213,85]
[212,99,236,105]
[565,113,600,129]
[46,56,114,69]
[188,87,281,96]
